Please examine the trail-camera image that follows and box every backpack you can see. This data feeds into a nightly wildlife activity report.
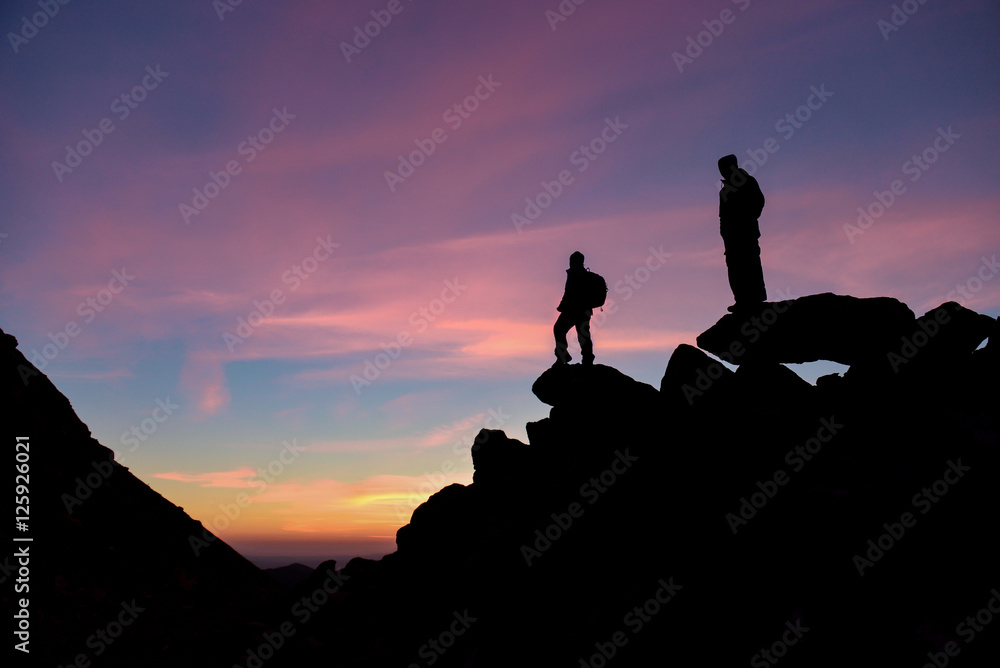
[584,269,608,309]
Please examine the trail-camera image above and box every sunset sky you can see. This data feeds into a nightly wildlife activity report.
[2,0,998,565]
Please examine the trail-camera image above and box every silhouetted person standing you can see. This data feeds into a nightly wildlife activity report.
[718,154,766,311]
[553,251,594,366]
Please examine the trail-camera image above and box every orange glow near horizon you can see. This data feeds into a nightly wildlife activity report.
[149,468,473,549]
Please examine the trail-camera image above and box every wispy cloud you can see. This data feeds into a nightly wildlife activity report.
[179,350,231,417]
[153,467,257,488]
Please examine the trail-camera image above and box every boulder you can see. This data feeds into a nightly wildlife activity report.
[732,361,815,414]
[884,301,996,373]
[471,428,532,487]
[660,343,735,411]
[532,363,658,408]
[696,293,915,366]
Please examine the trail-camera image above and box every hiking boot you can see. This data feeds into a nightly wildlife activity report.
[728,301,764,313]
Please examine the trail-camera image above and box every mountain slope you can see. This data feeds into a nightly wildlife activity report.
[1,328,283,667]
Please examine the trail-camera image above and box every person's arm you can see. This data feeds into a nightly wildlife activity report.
[750,178,765,219]
[557,273,570,312]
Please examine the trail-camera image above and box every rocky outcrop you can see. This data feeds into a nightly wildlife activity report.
[310,294,999,667]
[659,342,735,412]
[532,362,659,408]
[885,301,997,373]
[696,292,916,365]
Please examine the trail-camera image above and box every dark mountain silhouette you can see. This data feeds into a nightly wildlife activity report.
[4,292,999,667]
[263,562,316,589]
[1,329,285,667]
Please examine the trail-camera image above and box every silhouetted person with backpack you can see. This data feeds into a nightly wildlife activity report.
[553,251,595,366]
[718,154,766,312]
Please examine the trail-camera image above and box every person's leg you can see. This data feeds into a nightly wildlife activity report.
[727,238,766,307]
[746,239,767,303]
[725,252,742,305]
[723,237,742,306]
[554,312,573,363]
[577,315,594,364]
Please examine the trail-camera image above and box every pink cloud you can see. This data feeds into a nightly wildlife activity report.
[153,467,257,488]
[179,350,231,417]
